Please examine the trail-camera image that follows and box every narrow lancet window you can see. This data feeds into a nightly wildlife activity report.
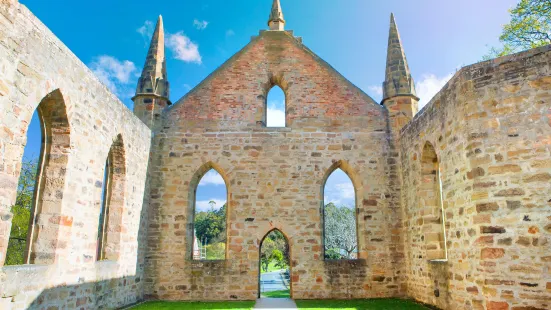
[193,169,227,260]
[96,157,111,261]
[420,142,447,260]
[323,168,358,260]
[266,86,286,127]
[96,135,125,261]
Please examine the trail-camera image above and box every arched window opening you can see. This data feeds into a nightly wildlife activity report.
[5,111,42,266]
[5,89,70,266]
[265,85,286,127]
[193,168,227,260]
[96,135,125,261]
[259,229,290,298]
[323,168,358,260]
[96,156,112,261]
[420,142,447,261]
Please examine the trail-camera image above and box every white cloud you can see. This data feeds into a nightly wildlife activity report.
[335,183,355,199]
[368,85,383,96]
[196,199,226,212]
[137,20,154,44]
[416,73,453,110]
[193,19,209,30]
[89,55,138,98]
[226,29,235,37]
[368,85,383,102]
[325,182,355,205]
[166,31,202,64]
[267,102,286,127]
[199,170,225,186]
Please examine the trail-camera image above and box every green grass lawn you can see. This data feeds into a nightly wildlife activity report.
[129,298,430,310]
[130,301,255,310]
[295,299,431,309]
[260,289,290,298]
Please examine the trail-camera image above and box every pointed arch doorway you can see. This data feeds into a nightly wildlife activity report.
[258,229,291,298]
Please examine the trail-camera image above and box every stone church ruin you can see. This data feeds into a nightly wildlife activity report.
[0,0,550,309]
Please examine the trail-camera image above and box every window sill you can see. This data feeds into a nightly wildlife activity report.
[1,263,50,272]
[253,127,292,132]
[323,258,365,263]
[95,259,118,266]
[428,259,448,264]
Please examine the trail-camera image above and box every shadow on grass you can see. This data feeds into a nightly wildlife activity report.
[129,301,256,310]
[261,289,290,298]
[295,298,433,310]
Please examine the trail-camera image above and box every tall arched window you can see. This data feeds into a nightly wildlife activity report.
[323,167,358,260]
[5,89,70,266]
[420,142,447,260]
[192,167,227,260]
[5,111,41,266]
[265,85,286,127]
[96,135,125,261]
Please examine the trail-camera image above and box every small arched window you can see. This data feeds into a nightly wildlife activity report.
[420,142,447,261]
[322,168,358,260]
[96,135,125,261]
[192,168,228,260]
[5,89,70,266]
[265,85,286,127]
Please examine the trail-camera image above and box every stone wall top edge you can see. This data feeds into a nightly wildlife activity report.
[168,39,260,109]
[400,44,551,140]
[167,30,382,114]
[14,2,150,136]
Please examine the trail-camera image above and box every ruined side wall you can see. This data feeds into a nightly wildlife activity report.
[144,31,405,300]
[400,46,551,310]
[0,2,151,309]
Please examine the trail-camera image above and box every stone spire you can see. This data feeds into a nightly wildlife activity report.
[133,15,170,130]
[268,0,285,31]
[382,13,417,102]
[135,15,169,99]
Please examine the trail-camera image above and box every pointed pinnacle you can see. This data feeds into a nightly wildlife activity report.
[141,15,165,79]
[268,0,285,30]
[152,15,164,42]
[383,13,417,101]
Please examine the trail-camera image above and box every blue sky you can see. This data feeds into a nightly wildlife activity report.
[324,169,355,209]
[196,170,227,213]
[20,0,518,201]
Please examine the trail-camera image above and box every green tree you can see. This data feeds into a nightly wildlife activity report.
[194,202,226,245]
[5,158,38,265]
[485,0,551,59]
[324,202,357,259]
[260,230,289,272]
[205,242,226,260]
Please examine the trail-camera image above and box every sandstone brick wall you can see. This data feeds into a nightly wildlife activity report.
[2,1,550,308]
[0,2,151,309]
[400,46,551,310]
[144,30,405,300]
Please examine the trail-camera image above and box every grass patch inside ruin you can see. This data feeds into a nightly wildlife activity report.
[130,301,255,309]
[260,289,290,298]
[295,298,432,309]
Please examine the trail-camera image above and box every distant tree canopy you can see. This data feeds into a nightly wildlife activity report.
[324,202,357,259]
[485,0,551,59]
[6,158,38,265]
[194,202,226,245]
